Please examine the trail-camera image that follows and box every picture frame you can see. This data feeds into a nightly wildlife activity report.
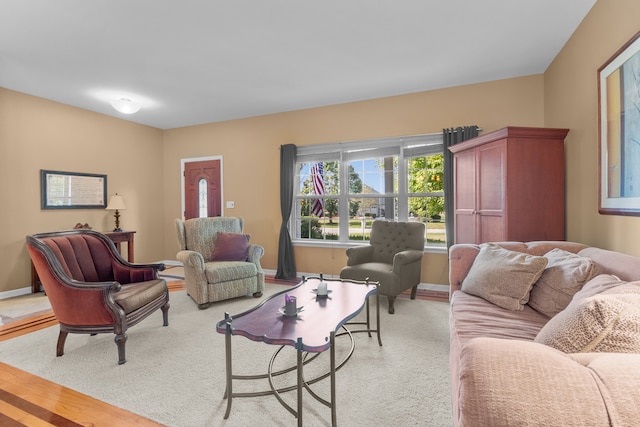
[598,30,640,216]
[41,170,107,209]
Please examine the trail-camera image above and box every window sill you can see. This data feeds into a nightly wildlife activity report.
[291,239,448,255]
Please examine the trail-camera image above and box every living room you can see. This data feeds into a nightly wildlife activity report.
[1,0,640,424]
[2,1,639,299]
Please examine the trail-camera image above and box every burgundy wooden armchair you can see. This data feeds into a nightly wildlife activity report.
[26,229,170,365]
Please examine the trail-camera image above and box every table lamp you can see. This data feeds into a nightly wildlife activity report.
[106,193,126,232]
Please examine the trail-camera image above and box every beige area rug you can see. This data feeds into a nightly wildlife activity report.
[0,283,452,427]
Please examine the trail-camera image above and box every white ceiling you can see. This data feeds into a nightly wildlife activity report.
[0,1,596,130]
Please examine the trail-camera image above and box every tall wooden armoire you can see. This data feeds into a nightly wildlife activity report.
[449,126,569,244]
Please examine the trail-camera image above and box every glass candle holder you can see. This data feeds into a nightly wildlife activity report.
[285,295,297,316]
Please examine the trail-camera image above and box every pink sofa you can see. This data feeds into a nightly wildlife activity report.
[449,241,640,427]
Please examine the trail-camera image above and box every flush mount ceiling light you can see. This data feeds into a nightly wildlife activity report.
[110,97,142,114]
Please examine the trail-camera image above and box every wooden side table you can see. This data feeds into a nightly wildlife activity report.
[103,230,136,263]
[30,230,136,293]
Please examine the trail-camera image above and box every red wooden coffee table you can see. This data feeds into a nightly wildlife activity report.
[216,276,381,426]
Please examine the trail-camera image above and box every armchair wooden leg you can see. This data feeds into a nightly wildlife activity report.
[161,302,170,326]
[56,330,68,357]
[387,296,396,314]
[253,291,263,298]
[115,333,128,365]
[410,285,418,300]
[198,302,211,310]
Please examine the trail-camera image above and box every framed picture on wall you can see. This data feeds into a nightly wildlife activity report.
[41,170,107,209]
[598,30,640,216]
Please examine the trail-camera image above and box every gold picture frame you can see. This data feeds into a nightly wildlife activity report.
[598,30,640,216]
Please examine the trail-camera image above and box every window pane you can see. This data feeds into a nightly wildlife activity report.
[297,161,338,196]
[319,209,340,240]
[295,160,340,240]
[426,154,444,194]
[407,152,445,247]
[408,153,443,193]
[297,199,339,240]
[348,156,397,195]
[409,196,445,245]
[427,203,446,245]
[348,197,397,241]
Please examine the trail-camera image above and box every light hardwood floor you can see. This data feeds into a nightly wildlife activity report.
[0,278,447,426]
[0,281,189,427]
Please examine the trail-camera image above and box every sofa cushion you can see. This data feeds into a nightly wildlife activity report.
[535,283,640,353]
[528,249,596,317]
[461,244,548,311]
[211,232,250,261]
[450,291,549,349]
[114,279,167,314]
[204,261,257,283]
[457,338,613,427]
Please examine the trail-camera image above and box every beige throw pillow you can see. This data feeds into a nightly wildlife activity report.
[461,244,548,311]
[528,248,596,317]
[535,287,640,353]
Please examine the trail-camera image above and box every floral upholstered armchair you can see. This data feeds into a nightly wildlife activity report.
[175,217,264,309]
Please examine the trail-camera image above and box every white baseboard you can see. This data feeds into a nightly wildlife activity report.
[0,274,447,301]
[0,287,33,300]
[417,283,450,293]
[156,260,183,267]
[264,268,449,292]
[264,269,340,280]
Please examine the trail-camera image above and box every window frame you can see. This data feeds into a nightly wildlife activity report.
[292,133,446,253]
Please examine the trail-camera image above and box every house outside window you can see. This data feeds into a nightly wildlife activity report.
[293,133,445,249]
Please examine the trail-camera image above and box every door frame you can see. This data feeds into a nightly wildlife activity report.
[180,155,224,219]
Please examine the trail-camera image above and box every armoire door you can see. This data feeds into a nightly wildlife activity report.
[476,141,505,243]
[453,149,476,244]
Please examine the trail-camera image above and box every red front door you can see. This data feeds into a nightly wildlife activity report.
[184,159,221,219]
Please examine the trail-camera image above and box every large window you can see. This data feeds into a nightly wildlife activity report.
[293,133,445,248]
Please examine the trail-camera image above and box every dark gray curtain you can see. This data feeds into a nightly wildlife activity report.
[276,144,297,279]
[443,126,479,249]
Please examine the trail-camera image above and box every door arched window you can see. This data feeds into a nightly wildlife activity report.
[198,178,208,218]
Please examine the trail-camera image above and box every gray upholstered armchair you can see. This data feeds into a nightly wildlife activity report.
[340,220,425,314]
[175,217,264,309]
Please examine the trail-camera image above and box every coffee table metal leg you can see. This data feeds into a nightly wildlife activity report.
[296,337,303,427]
[330,330,337,426]
[223,317,233,419]
[365,298,372,337]
[376,288,382,347]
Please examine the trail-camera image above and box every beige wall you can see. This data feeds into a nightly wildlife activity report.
[0,89,164,293]
[162,75,545,285]
[544,0,640,254]
[3,0,635,294]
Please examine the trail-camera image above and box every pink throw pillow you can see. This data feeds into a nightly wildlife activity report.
[211,232,250,261]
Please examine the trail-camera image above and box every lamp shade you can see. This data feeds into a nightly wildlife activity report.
[106,194,126,210]
[110,98,141,114]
